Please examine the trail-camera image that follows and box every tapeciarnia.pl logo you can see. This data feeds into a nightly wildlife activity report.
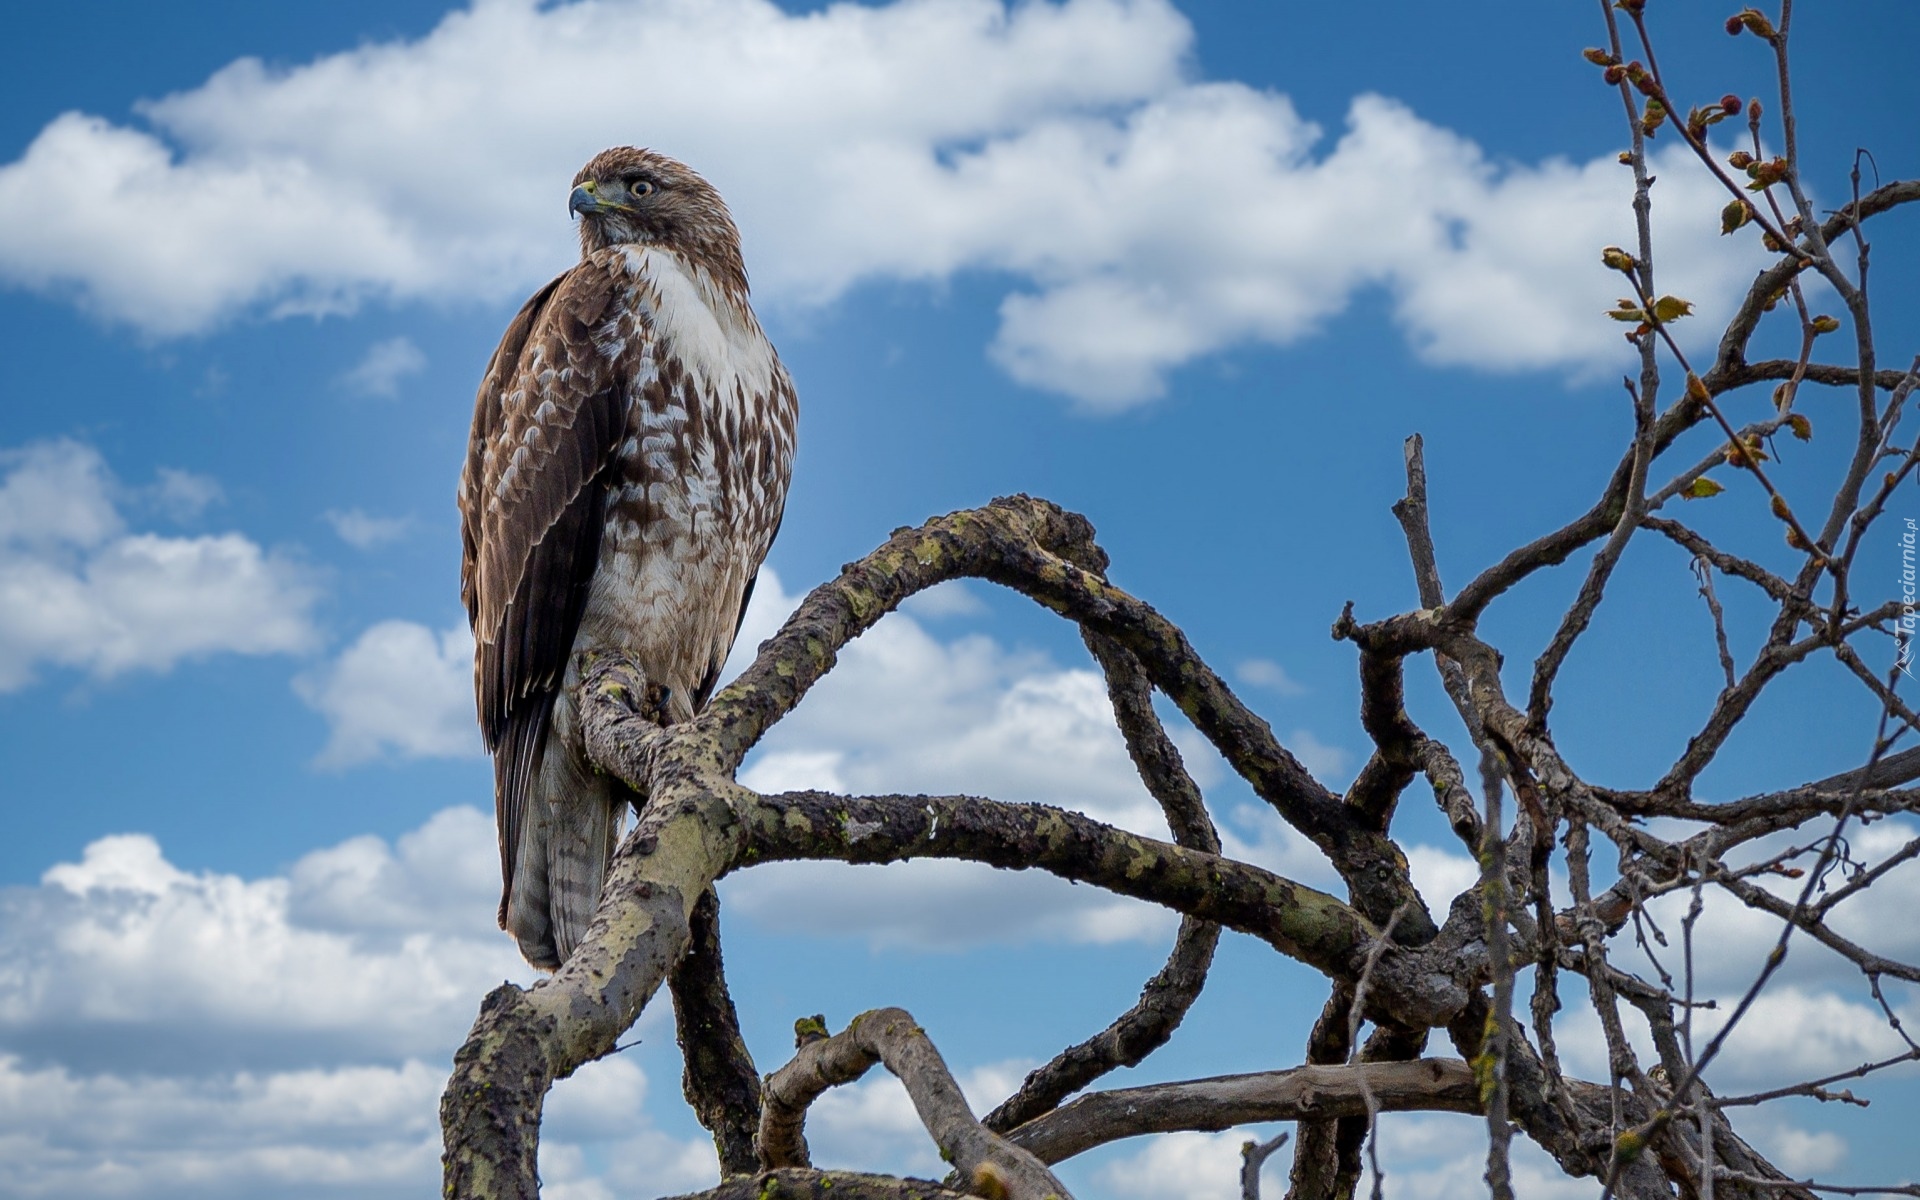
[1900,518,1916,678]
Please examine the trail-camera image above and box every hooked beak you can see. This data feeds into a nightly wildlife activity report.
[569,180,619,217]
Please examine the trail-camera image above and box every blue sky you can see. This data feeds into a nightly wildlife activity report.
[1,2,1916,1197]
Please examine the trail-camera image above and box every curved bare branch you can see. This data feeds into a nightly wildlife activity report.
[758,1008,1072,1200]
[984,632,1222,1132]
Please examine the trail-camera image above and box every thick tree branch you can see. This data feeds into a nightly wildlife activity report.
[1286,983,1358,1200]
[1004,1060,1478,1166]
[742,790,1440,1013]
[670,888,762,1177]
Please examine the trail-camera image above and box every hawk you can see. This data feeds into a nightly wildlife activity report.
[459,148,797,970]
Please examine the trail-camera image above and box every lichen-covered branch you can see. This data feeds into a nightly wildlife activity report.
[741,789,1414,1008]
[661,1170,974,1200]
[669,888,762,1176]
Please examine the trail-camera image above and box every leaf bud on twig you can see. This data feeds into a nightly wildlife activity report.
[1727,8,1777,39]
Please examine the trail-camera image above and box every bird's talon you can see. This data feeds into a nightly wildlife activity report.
[643,682,673,726]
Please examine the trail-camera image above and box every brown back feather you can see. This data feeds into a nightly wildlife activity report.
[458,260,628,924]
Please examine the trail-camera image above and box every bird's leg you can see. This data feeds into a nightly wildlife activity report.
[573,651,681,790]
[574,651,674,726]
[576,650,647,713]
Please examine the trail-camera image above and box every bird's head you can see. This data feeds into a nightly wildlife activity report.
[569,148,747,293]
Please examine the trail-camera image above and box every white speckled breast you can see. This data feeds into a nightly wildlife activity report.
[574,245,796,719]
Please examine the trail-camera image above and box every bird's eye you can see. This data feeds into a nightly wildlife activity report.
[627,179,656,197]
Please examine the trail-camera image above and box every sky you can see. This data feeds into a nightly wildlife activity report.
[1,1,1917,1197]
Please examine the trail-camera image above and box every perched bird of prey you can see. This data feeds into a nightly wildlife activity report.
[459,148,797,970]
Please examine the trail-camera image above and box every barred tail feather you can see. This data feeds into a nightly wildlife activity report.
[545,769,627,966]
[505,688,631,970]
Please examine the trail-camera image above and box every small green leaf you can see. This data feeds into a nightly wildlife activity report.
[1787,413,1813,441]
[1683,477,1726,500]
[1652,295,1695,322]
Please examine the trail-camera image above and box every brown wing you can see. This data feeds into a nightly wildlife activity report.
[458,263,626,923]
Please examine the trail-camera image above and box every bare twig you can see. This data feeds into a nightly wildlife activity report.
[1243,1133,1292,1200]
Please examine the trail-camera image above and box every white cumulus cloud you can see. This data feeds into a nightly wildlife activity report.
[4,809,521,1070]
[0,810,712,1200]
[1355,1114,1602,1200]
[295,619,478,766]
[0,1054,445,1200]
[0,0,1762,406]
[0,440,318,691]
[1096,1129,1264,1199]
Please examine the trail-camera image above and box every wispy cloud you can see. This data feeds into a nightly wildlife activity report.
[323,507,413,549]
[339,337,426,399]
[1234,657,1304,695]
[147,467,223,521]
